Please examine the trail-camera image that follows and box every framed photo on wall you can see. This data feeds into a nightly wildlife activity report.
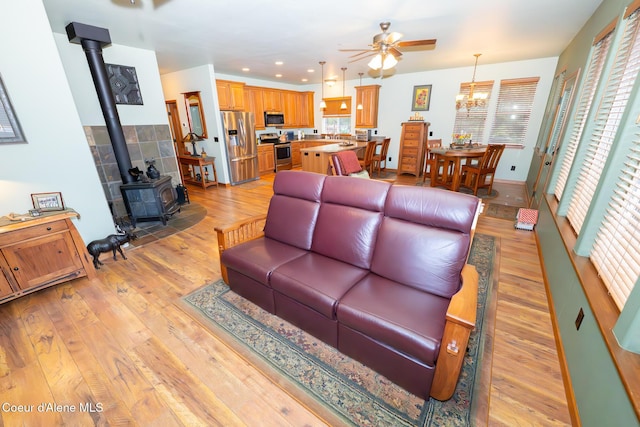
[31,192,65,212]
[411,85,432,111]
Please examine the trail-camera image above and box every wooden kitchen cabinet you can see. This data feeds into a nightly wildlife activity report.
[257,143,275,174]
[216,80,245,111]
[0,211,96,304]
[244,86,265,129]
[355,85,380,128]
[291,141,302,167]
[398,121,430,176]
[262,89,283,112]
[282,91,299,127]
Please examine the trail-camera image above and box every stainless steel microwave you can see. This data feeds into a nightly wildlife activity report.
[264,112,285,127]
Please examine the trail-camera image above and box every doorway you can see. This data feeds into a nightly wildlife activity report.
[166,100,189,182]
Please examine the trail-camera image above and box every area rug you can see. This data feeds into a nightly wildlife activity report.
[484,203,520,221]
[181,234,496,426]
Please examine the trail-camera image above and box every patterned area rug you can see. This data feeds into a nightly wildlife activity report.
[181,234,496,426]
[484,203,520,221]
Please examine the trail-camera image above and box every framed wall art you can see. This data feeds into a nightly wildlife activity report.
[31,192,65,212]
[0,74,27,144]
[106,63,143,105]
[411,84,432,111]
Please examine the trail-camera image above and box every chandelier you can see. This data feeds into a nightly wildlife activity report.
[455,54,488,112]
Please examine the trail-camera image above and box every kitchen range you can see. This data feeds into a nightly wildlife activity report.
[259,133,291,171]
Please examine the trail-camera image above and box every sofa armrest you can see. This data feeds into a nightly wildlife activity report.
[214,214,267,283]
[430,263,479,400]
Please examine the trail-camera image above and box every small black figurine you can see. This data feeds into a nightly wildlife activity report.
[145,158,161,180]
[86,229,137,269]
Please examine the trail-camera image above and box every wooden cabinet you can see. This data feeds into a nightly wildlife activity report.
[291,141,302,167]
[0,212,96,304]
[398,121,430,176]
[299,92,314,128]
[244,86,265,129]
[355,85,380,128]
[257,143,275,174]
[282,91,299,127]
[216,80,245,111]
[262,89,283,112]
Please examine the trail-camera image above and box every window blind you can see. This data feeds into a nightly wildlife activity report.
[453,80,493,144]
[591,129,640,310]
[566,8,640,233]
[555,23,615,200]
[489,77,539,146]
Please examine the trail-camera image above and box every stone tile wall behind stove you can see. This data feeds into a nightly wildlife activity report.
[84,124,180,218]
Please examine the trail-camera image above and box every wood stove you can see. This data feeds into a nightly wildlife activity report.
[120,176,180,226]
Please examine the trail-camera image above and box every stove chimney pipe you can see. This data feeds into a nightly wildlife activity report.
[66,22,134,184]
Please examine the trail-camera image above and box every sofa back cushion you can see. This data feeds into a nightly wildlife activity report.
[264,171,325,250]
[311,176,391,269]
[371,185,479,298]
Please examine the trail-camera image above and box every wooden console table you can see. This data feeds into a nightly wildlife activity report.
[179,155,218,189]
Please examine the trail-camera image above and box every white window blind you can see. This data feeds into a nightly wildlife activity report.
[555,24,615,199]
[453,80,493,144]
[489,77,539,146]
[566,7,640,233]
[591,130,640,310]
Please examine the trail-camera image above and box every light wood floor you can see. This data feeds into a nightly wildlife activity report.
[0,173,572,426]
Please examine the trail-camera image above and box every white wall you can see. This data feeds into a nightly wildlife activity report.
[54,34,169,126]
[0,0,114,243]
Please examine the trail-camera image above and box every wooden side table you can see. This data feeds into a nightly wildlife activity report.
[178,155,218,189]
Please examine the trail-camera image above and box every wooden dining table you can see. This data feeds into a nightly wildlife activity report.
[429,145,487,192]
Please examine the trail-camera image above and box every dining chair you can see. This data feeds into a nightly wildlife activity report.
[372,137,391,176]
[359,140,378,176]
[422,139,443,183]
[460,144,506,196]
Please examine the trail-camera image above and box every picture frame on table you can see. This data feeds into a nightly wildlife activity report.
[31,192,65,212]
[0,74,27,144]
[411,84,432,111]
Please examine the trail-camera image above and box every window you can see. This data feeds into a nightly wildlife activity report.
[489,78,539,146]
[566,7,640,234]
[587,7,640,310]
[554,23,615,199]
[322,97,351,135]
[452,81,493,143]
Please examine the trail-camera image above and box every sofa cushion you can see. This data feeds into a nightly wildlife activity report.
[370,185,479,298]
[264,170,325,250]
[337,273,450,366]
[221,237,307,285]
[311,176,390,269]
[270,252,368,319]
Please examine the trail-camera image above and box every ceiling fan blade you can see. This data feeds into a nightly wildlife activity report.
[389,46,403,58]
[339,48,371,52]
[349,50,375,59]
[397,39,437,48]
[349,52,378,63]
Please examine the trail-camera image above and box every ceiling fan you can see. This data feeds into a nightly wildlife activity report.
[340,22,436,75]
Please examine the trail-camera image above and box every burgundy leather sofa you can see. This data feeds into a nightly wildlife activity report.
[215,170,480,400]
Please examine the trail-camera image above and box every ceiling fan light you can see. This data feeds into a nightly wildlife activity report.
[382,54,397,70]
[367,54,383,70]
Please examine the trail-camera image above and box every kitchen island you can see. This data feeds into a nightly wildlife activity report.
[299,140,368,174]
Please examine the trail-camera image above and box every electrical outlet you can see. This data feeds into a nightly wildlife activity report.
[510,165,516,171]
[374,130,378,135]
[429,131,433,137]
[575,308,584,330]
[214,137,219,142]
[388,157,392,162]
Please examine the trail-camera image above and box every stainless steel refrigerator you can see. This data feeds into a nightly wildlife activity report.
[221,111,259,185]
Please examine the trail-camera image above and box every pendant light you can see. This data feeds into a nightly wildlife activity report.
[319,61,327,109]
[340,67,347,110]
[356,72,364,110]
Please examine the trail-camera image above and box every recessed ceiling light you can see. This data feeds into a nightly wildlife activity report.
[275,61,283,65]
[301,78,308,82]
[307,69,315,73]
[242,67,250,72]
[275,74,283,78]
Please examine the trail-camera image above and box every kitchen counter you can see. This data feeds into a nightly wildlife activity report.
[300,141,368,174]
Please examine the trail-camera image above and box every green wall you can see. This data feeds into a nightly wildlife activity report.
[533,0,639,425]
